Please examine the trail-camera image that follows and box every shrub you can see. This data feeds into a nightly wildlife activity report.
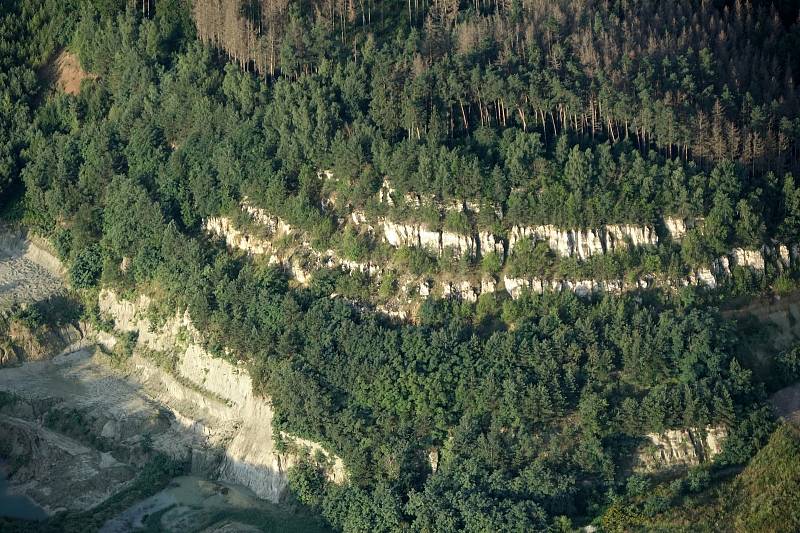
[69,244,102,289]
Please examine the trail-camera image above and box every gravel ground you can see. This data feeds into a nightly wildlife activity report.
[0,237,64,309]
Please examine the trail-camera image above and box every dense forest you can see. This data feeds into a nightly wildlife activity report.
[2,0,800,531]
[191,0,800,174]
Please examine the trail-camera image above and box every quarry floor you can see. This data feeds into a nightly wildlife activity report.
[0,233,327,531]
[0,237,63,309]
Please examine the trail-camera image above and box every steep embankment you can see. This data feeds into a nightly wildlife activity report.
[96,290,345,501]
[0,229,83,366]
[206,194,797,319]
[0,229,65,308]
[635,426,728,473]
[0,232,343,519]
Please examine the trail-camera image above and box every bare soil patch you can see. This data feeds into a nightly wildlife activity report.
[48,50,94,95]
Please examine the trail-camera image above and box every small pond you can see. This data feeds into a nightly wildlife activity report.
[0,464,47,522]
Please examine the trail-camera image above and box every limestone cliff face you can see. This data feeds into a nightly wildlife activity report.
[500,243,798,300]
[205,217,277,257]
[441,280,481,302]
[503,275,638,299]
[733,248,766,270]
[382,219,442,252]
[206,211,381,282]
[98,290,345,502]
[376,219,504,259]
[205,203,797,306]
[508,223,658,260]
[242,202,294,236]
[663,217,688,240]
[635,426,727,472]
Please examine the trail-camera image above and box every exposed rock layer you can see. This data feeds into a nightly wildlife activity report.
[508,223,658,260]
[635,426,728,472]
[98,290,345,501]
[206,205,796,306]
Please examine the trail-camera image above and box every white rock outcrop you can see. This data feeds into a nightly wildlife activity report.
[663,217,688,240]
[636,426,727,472]
[732,248,765,271]
[205,201,797,311]
[480,277,497,295]
[98,290,345,502]
[379,219,503,259]
[779,245,791,267]
[501,266,731,300]
[693,268,717,289]
[441,280,478,302]
[379,178,396,206]
[440,229,477,257]
[205,217,273,256]
[381,220,440,252]
[242,202,293,236]
[478,231,504,257]
[508,224,658,260]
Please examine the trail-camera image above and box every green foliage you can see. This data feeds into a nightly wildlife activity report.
[52,227,73,260]
[115,330,138,359]
[393,246,438,276]
[337,226,371,262]
[732,424,800,532]
[508,238,555,278]
[480,250,502,276]
[775,344,800,387]
[773,274,797,295]
[378,271,398,299]
[6,3,800,531]
[0,0,77,207]
[11,305,44,329]
[69,244,102,288]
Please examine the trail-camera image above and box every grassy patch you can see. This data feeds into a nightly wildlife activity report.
[605,423,800,532]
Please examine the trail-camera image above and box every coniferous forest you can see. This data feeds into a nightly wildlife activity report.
[2,0,800,531]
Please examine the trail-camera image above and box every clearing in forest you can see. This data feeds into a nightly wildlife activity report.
[50,50,94,95]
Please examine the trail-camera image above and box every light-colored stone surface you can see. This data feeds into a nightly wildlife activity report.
[779,245,791,267]
[636,426,727,472]
[733,248,765,270]
[664,217,688,240]
[0,231,65,308]
[441,280,478,302]
[205,217,274,257]
[508,223,658,260]
[205,201,798,308]
[99,290,346,501]
[694,268,717,289]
